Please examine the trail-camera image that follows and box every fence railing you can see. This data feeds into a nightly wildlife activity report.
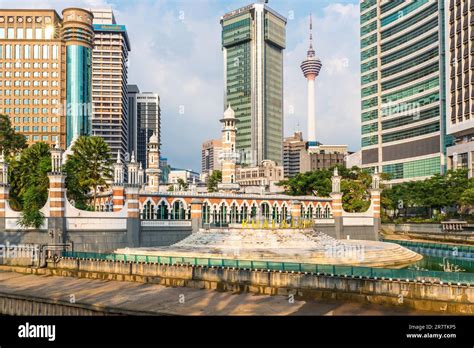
[386,239,474,259]
[62,251,474,285]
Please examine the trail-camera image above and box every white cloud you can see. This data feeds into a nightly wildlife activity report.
[0,0,361,170]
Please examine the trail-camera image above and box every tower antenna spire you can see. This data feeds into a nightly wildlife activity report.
[309,13,313,50]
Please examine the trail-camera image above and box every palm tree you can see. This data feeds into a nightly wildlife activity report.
[8,142,51,227]
[67,136,113,209]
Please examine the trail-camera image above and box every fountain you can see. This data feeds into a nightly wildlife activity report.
[116,227,422,268]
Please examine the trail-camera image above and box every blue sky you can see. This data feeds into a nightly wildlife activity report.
[0,0,360,171]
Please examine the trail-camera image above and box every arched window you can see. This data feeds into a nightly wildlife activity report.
[143,201,154,220]
[240,204,248,222]
[272,204,279,222]
[250,203,257,219]
[324,206,331,219]
[172,200,185,220]
[281,205,288,222]
[219,204,227,223]
[261,202,270,219]
[157,201,169,220]
[307,205,314,219]
[202,203,210,223]
[230,203,238,223]
[316,206,322,218]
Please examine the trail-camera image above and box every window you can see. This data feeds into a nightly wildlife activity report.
[33,45,39,59]
[35,28,42,40]
[7,28,14,39]
[0,28,4,39]
[52,45,58,60]
[24,45,30,59]
[15,45,21,60]
[26,28,32,39]
[42,45,49,59]
[5,45,11,59]
[16,28,23,39]
[42,135,48,141]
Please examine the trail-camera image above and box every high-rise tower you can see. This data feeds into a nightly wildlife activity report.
[62,8,94,147]
[300,14,322,148]
[90,9,131,163]
[221,3,286,166]
[359,0,447,183]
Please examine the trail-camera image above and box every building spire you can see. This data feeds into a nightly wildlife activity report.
[307,14,315,57]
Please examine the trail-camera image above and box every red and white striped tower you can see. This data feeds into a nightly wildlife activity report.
[330,167,343,239]
[0,152,9,230]
[300,14,322,148]
[48,142,66,243]
[370,168,382,240]
[112,150,125,212]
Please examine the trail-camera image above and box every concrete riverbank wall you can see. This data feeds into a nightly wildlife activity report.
[2,257,473,314]
[382,224,474,245]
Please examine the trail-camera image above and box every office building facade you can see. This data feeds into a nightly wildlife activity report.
[136,92,160,168]
[201,138,222,182]
[0,10,65,146]
[127,84,140,158]
[90,9,131,162]
[220,3,286,166]
[445,0,474,178]
[360,0,448,183]
[62,8,94,147]
[283,132,307,178]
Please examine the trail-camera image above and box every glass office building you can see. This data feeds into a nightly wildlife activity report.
[360,0,449,183]
[62,8,94,147]
[221,3,286,166]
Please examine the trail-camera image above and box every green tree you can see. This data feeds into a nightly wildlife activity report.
[0,114,27,155]
[63,156,90,210]
[9,142,51,228]
[66,136,113,209]
[176,178,188,191]
[207,170,222,192]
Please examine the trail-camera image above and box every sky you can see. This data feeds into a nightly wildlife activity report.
[0,0,361,172]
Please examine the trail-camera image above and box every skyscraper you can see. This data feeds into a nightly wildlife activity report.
[445,0,474,178]
[220,3,286,166]
[136,92,160,168]
[360,0,447,183]
[127,84,140,157]
[90,9,131,162]
[300,15,322,148]
[62,8,94,147]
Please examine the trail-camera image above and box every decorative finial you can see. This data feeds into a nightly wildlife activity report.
[54,138,60,149]
[116,150,121,164]
[334,167,338,177]
[131,151,136,163]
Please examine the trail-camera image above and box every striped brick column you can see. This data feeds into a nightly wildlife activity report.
[371,189,381,241]
[0,184,9,230]
[190,198,203,233]
[48,174,66,218]
[112,185,125,212]
[125,185,140,219]
[125,185,140,247]
[330,192,343,239]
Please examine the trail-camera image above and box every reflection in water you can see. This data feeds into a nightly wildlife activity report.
[408,255,474,273]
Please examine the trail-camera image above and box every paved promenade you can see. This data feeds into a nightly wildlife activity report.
[0,271,436,315]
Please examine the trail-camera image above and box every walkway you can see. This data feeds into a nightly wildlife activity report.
[0,270,437,315]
